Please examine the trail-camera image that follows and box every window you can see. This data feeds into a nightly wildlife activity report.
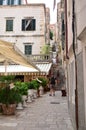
[22,19,36,31]
[3,0,6,5]
[18,0,21,5]
[25,45,32,55]
[0,0,3,5]
[0,0,21,5]
[6,19,13,31]
[7,0,12,5]
[12,0,21,5]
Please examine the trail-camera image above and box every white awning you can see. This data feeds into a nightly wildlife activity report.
[0,63,52,75]
[36,63,52,74]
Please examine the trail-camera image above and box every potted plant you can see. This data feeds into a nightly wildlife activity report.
[14,81,28,96]
[31,80,40,97]
[14,81,28,107]
[38,77,48,92]
[0,87,22,115]
[27,81,35,102]
[0,75,15,84]
[0,75,22,115]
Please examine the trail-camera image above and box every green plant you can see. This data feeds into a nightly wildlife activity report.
[14,81,28,96]
[0,87,22,105]
[41,44,51,54]
[31,80,40,90]
[0,75,15,83]
[38,77,48,89]
[28,81,35,89]
[0,75,15,88]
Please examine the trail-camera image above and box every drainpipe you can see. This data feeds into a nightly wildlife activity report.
[72,0,78,129]
[64,0,69,59]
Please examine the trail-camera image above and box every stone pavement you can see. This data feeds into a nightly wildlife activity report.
[0,91,74,130]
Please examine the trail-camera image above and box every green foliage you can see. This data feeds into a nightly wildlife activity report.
[0,87,22,105]
[14,81,28,95]
[28,82,35,89]
[38,77,48,88]
[31,80,40,90]
[28,80,40,90]
[41,44,51,54]
[0,76,15,83]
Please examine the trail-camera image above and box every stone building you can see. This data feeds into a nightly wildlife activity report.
[57,1,65,66]
[0,1,50,55]
[45,7,50,45]
[50,24,56,43]
[62,0,86,130]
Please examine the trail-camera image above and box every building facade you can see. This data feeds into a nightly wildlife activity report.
[45,7,50,45]
[64,0,86,130]
[0,0,23,5]
[57,1,65,66]
[0,3,48,55]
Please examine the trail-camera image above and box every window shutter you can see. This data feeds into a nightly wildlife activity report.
[25,45,32,55]
[18,0,21,5]
[6,20,13,31]
[11,0,14,5]
[32,19,36,30]
[22,20,25,30]
[0,0,3,5]
[7,0,10,5]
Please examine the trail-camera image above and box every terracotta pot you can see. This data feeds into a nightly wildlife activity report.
[2,104,16,115]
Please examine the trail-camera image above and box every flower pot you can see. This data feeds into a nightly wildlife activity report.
[2,104,16,115]
[39,86,44,95]
[16,102,23,110]
[28,89,34,96]
[22,95,27,107]
[33,89,37,99]
[61,90,66,96]
[27,89,34,102]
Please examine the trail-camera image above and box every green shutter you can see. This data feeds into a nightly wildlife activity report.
[7,0,10,5]
[25,45,32,55]
[32,19,36,30]
[22,19,25,31]
[11,0,14,5]
[0,0,3,5]
[18,0,21,5]
[6,20,13,31]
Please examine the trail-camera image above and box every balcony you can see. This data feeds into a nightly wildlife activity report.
[26,54,52,63]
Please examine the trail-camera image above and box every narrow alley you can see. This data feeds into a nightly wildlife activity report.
[0,91,74,130]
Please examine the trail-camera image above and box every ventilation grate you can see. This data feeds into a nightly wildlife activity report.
[50,102,60,104]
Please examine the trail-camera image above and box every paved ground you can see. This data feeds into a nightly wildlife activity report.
[0,91,74,130]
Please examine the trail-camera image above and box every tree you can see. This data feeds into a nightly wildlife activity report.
[41,44,51,54]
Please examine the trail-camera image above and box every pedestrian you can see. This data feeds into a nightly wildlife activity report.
[49,74,56,96]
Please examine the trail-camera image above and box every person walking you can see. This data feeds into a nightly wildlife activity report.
[49,74,56,96]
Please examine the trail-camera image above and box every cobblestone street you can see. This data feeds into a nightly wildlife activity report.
[0,91,74,130]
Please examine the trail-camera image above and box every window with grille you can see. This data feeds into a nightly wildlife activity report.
[25,45,32,55]
[6,19,13,31]
[22,19,36,31]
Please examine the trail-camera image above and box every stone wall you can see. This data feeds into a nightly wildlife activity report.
[77,52,85,130]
